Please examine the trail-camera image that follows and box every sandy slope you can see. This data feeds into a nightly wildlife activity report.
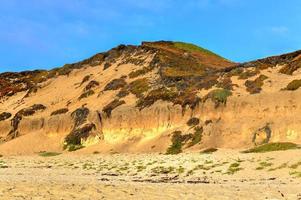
[1,150,301,199]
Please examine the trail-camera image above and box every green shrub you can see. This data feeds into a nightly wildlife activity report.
[186,117,200,127]
[129,67,152,79]
[201,148,218,154]
[104,78,126,91]
[51,108,69,116]
[137,87,178,109]
[166,131,184,155]
[128,78,150,97]
[0,112,12,121]
[78,90,95,100]
[226,162,242,175]
[285,79,301,91]
[173,42,226,59]
[103,99,125,117]
[242,142,300,153]
[66,144,83,152]
[238,70,258,80]
[245,74,268,94]
[206,89,232,107]
[188,126,203,147]
[38,152,61,157]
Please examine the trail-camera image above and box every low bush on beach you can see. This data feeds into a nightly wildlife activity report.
[242,142,300,153]
[38,152,61,157]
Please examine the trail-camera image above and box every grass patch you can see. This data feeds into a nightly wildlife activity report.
[186,117,200,127]
[65,144,84,152]
[104,78,126,91]
[289,161,301,169]
[206,89,232,107]
[128,78,150,97]
[226,162,243,175]
[38,152,61,157]
[103,99,125,117]
[187,126,203,147]
[201,148,218,154]
[173,42,226,60]
[290,171,301,178]
[166,131,184,155]
[129,67,153,79]
[285,79,301,91]
[51,108,69,116]
[242,142,300,153]
[151,166,175,174]
[136,87,178,109]
[78,90,95,100]
[245,74,268,94]
[255,161,273,170]
[165,131,193,155]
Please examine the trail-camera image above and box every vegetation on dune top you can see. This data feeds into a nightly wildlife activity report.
[242,142,300,153]
[173,42,228,60]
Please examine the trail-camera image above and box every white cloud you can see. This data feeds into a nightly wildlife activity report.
[270,26,289,35]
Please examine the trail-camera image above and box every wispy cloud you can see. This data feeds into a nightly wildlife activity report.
[270,26,289,35]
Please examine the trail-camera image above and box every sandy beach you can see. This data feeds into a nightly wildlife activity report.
[1,149,301,200]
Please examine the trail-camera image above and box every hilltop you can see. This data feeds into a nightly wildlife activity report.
[0,41,301,155]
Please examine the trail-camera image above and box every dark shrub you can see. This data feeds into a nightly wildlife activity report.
[285,79,301,91]
[78,90,95,100]
[128,78,150,97]
[0,112,12,121]
[104,78,126,91]
[84,80,99,91]
[51,108,69,116]
[103,99,125,117]
[186,117,200,127]
[245,74,268,94]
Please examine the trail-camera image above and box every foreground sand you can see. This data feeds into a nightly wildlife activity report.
[1,150,301,200]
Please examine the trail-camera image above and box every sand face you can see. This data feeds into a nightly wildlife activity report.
[1,150,301,199]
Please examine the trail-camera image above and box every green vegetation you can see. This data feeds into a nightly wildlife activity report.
[201,148,218,154]
[129,67,152,79]
[103,99,125,117]
[78,90,95,100]
[51,108,69,116]
[226,162,243,175]
[290,171,301,178]
[255,161,273,170]
[173,42,226,59]
[166,131,184,155]
[104,78,126,91]
[289,161,301,169]
[38,152,61,157]
[279,63,301,75]
[136,87,178,109]
[0,112,11,121]
[245,74,268,94]
[128,78,150,97]
[151,166,175,174]
[206,89,232,107]
[242,142,300,153]
[65,144,84,152]
[238,69,258,80]
[188,126,203,147]
[268,163,287,171]
[285,79,301,91]
[186,117,200,127]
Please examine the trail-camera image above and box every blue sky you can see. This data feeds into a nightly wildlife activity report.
[1,0,301,72]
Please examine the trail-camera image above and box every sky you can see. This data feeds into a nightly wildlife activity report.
[1,0,301,72]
